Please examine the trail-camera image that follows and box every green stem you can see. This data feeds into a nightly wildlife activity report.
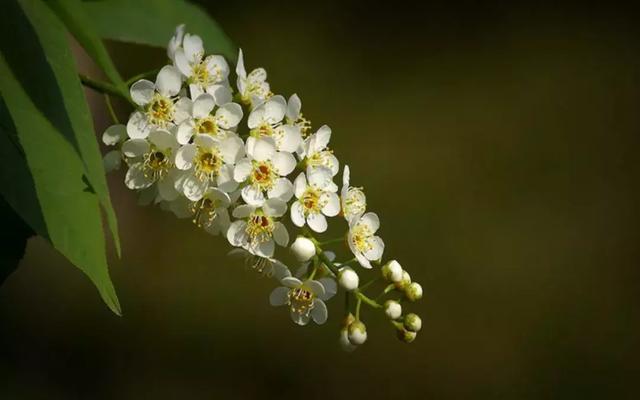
[356,290,382,309]
[319,236,346,246]
[375,284,397,301]
[359,277,380,292]
[104,94,119,124]
[80,74,133,106]
[355,297,362,320]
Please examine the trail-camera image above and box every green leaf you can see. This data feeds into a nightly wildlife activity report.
[0,0,122,258]
[0,196,34,285]
[0,0,121,315]
[83,0,237,62]
[47,0,129,99]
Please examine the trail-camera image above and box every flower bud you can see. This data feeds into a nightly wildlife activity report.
[405,282,423,302]
[396,328,417,343]
[382,260,403,282]
[395,271,411,290]
[339,328,357,352]
[338,267,359,291]
[384,300,402,320]
[290,236,316,262]
[404,313,422,332]
[347,320,368,345]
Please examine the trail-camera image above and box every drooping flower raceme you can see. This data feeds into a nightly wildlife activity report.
[103,26,424,351]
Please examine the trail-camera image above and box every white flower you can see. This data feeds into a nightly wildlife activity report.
[247,95,302,153]
[167,24,185,62]
[341,165,366,223]
[227,198,289,257]
[128,65,182,139]
[235,49,271,107]
[347,212,385,269]
[176,92,242,144]
[228,248,291,279]
[175,133,244,200]
[174,33,229,98]
[290,167,340,232]
[338,267,359,291]
[348,320,367,345]
[102,124,126,172]
[300,125,339,176]
[290,236,316,262]
[384,300,402,320]
[233,137,296,206]
[285,93,311,138]
[122,129,181,201]
[269,275,337,325]
[190,187,231,235]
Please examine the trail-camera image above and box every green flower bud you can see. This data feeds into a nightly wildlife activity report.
[405,282,423,302]
[395,271,411,290]
[348,320,368,345]
[404,313,422,332]
[396,328,417,343]
[382,260,403,282]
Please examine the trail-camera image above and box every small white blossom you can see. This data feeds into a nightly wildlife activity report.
[300,125,339,176]
[176,92,242,144]
[233,137,296,206]
[290,167,340,233]
[174,33,229,98]
[227,198,289,257]
[347,212,385,269]
[384,300,402,320]
[341,165,366,223]
[285,93,312,138]
[228,248,291,279]
[290,236,316,262]
[102,124,126,172]
[189,187,231,235]
[247,95,302,153]
[269,275,337,326]
[128,66,183,139]
[338,267,359,291]
[235,49,271,107]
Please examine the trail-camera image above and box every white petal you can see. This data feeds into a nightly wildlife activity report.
[293,173,307,199]
[360,212,380,233]
[312,125,332,152]
[307,213,327,233]
[307,167,332,188]
[269,287,289,306]
[192,93,215,119]
[121,138,149,158]
[267,178,293,202]
[364,236,385,261]
[241,185,265,206]
[250,137,276,162]
[193,133,217,149]
[273,222,289,246]
[342,165,351,187]
[247,106,265,129]
[208,84,232,106]
[322,192,340,217]
[248,67,267,83]
[215,103,243,129]
[189,83,204,100]
[204,55,229,80]
[281,277,302,288]
[232,204,254,218]
[290,310,310,326]
[286,93,301,120]
[317,278,337,301]
[219,135,245,164]
[310,299,328,324]
[177,121,196,145]
[173,97,193,125]
[182,174,208,201]
[148,129,178,150]
[125,163,153,189]
[183,33,203,62]
[278,125,302,153]
[216,164,238,192]
[290,202,305,227]
[126,111,150,139]
[103,150,121,172]
[175,143,196,170]
[263,96,286,124]
[263,198,287,217]
[235,48,246,79]
[155,65,182,97]
[355,252,372,269]
[102,124,126,146]
[272,151,296,176]
[158,175,179,201]
[207,187,231,207]
[174,49,192,77]
[251,238,275,258]
[227,220,248,247]
[233,158,252,182]
[130,79,154,106]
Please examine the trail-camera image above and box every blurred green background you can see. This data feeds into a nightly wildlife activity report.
[2,1,639,398]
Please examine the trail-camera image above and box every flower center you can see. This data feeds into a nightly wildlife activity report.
[194,149,222,181]
[307,149,335,170]
[195,117,218,136]
[146,93,174,127]
[288,287,315,316]
[286,114,312,137]
[351,223,373,253]
[191,197,219,227]
[143,148,172,181]
[301,187,325,215]
[191,62,211,86]
[250,122,275,138]
[245,212,275,242]
[251,161,277,191]
[344,187,366,218]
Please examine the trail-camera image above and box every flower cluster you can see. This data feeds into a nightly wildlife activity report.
[103,25,424,350]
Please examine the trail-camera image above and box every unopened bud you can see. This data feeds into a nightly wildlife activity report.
[290,236,316,262]
[384,300,402,320]
[405,282,423,301]
[404,313,422,332]
[382,260,403,282]
[395,271,411,290]
[348,320,368,345]
[396,328,417,343]
[338,267,359,291]
[339,328,357,352]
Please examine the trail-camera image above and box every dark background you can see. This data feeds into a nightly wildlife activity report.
[2,1,639,398]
